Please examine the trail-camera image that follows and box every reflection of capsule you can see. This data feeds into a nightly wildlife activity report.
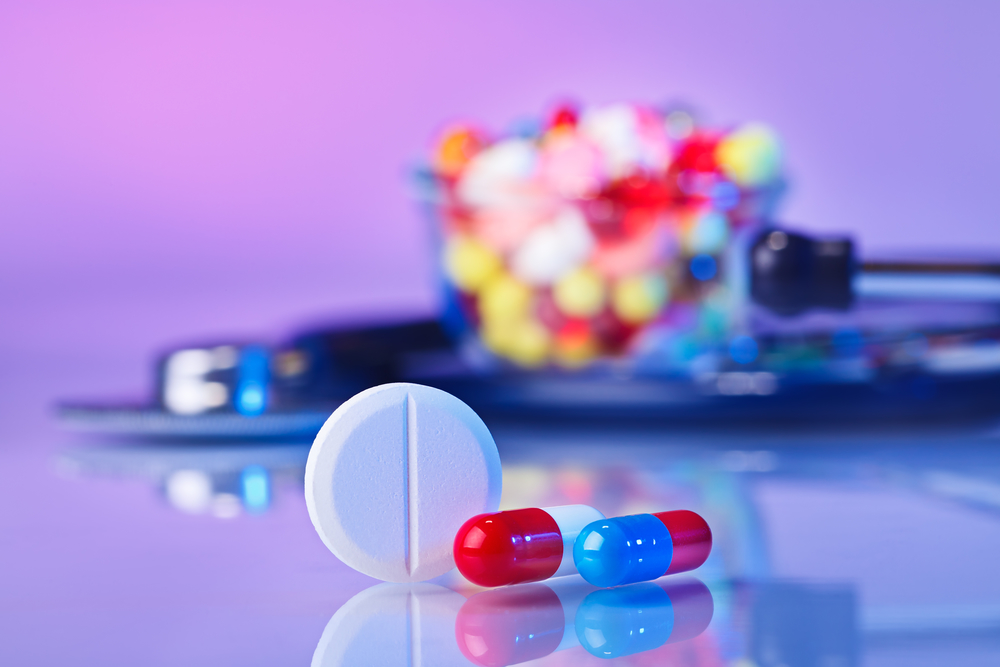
[574,510,712,587]
[576,577,715,659]
[455,579,593,666]
[454,505,605,587]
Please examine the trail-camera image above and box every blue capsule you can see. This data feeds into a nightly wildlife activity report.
[573,514,673,588]
[573,510,713,589]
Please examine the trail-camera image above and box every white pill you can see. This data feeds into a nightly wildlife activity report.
[305,383,502,583]
[510,207,595,285]
[312,583,467,667]
[547,504,608,577]
[456,138,538,209]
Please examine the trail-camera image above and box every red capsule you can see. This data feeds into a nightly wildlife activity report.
[548,103,579,129]
[454,505,605,588]
[655,510,713,575]
[455,508,562,587]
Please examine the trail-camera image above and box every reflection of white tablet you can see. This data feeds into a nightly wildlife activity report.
[312,584,467,667]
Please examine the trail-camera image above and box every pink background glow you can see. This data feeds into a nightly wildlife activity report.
[2,0,998,382]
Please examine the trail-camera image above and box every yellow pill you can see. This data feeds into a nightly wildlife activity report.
[444,236,502,293]
[715,123,782,188]
[506,319,552,368]
[612,273,669,324]
[479,273,532,324]
[481,318,550,368]
[553,267,606,317]
[481,319,516,356]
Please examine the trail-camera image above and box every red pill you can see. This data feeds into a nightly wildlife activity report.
[454,505,605,587]
[658,509,714,575]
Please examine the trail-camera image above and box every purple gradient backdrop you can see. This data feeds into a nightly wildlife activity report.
[2,0,999,383]
[3,7,1000,661]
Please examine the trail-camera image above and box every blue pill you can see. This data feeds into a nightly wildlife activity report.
[729,335,759,364]
[689,254,717,281]
[573,514,674,588]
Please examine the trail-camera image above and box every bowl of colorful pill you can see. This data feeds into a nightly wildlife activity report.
[415,102,786,372]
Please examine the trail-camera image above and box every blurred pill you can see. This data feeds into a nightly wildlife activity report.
[553,321,600,368]
[729,335,759,364]
[457,138,539,209]
[534,288,569,332]
[472,207,550,254]
[481,317,551,368]
[580,104,643,180]
[547,102,580,130]
[710,180,741,211]
[591,226,669,280]
[505,319,553,368]
[511,207,594,285]
[690,254,718,282]
[479,274,533,325]
[554,266,607,317]
[443,235,502,293]
[684,210,729,255]
[433,125,487,178]
[591,308,638,354]
[580,104,670,179]
[671,132,720,176]
[612,273,670,324]
[540,133,604,199]
[715,123,782,189]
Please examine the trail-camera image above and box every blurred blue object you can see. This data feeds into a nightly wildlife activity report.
[236,346,270,416]
[240,464,270,512]
[729,335,759,364]
[690,254,718,281]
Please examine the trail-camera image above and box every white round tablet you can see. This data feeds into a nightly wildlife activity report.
[305,383,502,582]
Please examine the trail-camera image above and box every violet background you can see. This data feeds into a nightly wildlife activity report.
[3,0,999,387]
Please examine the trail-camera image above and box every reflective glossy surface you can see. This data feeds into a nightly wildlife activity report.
[6,360,1000,664]
[575,578,715,659]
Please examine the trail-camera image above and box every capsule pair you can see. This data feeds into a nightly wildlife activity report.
[453,505,711,588]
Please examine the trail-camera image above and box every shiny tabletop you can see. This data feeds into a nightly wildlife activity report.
[4,361,1000,666]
